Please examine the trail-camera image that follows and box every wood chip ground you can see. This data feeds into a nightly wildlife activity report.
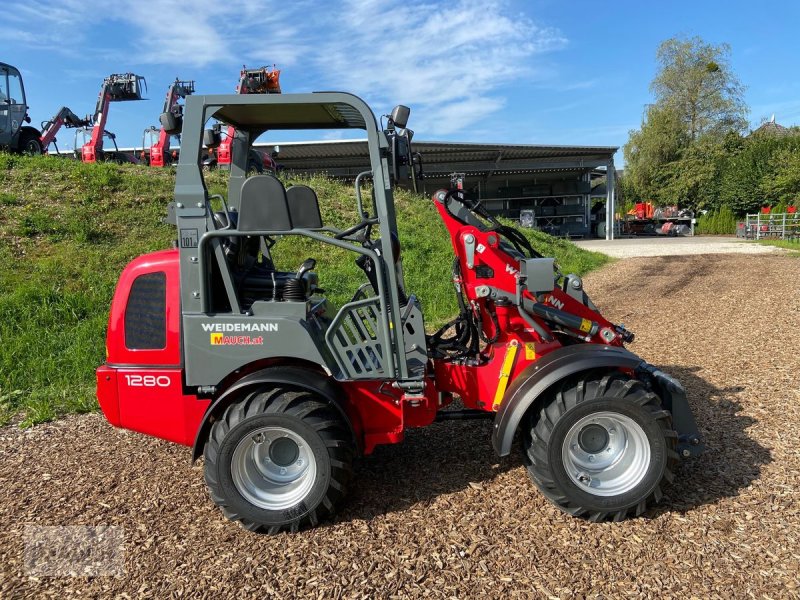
[1,254,799,598]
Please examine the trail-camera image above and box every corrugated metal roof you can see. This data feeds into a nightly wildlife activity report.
[255,139,617,177]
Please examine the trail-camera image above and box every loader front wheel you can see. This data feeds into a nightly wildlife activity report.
[204,387,354,533]
[523,372,678,521]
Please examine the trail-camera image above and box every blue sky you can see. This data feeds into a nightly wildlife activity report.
[3,0,799,161]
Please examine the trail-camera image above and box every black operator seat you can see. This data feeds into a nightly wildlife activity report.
[286,185,323,229]
[238,174,293,232]
[233,175,319,305]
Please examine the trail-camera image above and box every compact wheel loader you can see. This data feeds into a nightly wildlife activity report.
[97,92,703,533]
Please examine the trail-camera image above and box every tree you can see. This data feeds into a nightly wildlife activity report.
[656,136,726,209]
[624,36,749,208]
[652,36,748,141]
[623,104,687,202]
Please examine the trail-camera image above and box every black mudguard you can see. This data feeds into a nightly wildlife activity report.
[638,363,704,457]
[191,365,357,462]
[491,344,703,458]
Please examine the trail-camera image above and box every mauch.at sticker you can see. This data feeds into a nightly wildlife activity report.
[201,323,278,333]
[210,334,264,346]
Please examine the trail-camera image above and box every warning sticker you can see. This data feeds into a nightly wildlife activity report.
[524,343,537,360]
[180,228,199,248]
[579,319,592,333]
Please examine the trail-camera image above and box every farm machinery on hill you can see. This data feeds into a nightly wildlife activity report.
[201,66,281,173]
[78,72,146,163]
[142,78,195,167]
[97,91,703,533]
[0,62,145,163]
[0,61,46,154]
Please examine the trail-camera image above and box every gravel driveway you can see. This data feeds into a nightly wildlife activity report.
[574,236,783,258]
[2,254,799,598]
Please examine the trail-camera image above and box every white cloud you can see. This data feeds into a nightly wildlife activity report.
[309,0,567,135]
[6,0,567,137]
[4,0,312,68]
[111,0,314,69]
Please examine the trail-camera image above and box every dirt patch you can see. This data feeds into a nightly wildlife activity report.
[2,254,799,598]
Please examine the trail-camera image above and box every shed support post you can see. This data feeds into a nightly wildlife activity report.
[606,161,616,240]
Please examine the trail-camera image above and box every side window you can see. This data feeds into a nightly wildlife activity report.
[7,71,22,105]
[0,72,7,102]
[125,272,167,350]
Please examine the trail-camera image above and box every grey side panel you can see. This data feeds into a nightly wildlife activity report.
[492,344,643,456]
[183,312,337,387]
[191,365,356,462]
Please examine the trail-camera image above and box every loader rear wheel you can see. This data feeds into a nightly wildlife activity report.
[19,130,43,155]
[523,372,678,522]
[204,387,354,533]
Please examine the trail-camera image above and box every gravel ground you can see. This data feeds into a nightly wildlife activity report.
[2,253,799,599]
[574,236,783,258]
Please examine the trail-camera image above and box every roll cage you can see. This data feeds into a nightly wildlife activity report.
[173,92,416,381]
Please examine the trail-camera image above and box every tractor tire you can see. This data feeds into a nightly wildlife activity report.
[18,130,43,155]
[522,372,678,522]
[204,387,354,533]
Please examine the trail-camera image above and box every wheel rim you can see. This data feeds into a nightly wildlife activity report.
[231,426,317,510]
[562,411,651,497]
[24,140,41,155]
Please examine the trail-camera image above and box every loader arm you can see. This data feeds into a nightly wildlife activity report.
[82,73,146,163]
[150,79,195,167]
[40,107,90,151]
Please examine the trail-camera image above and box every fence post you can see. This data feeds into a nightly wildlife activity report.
[782,213,787,239]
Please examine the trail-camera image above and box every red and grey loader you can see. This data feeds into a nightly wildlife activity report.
[97,91,703,533]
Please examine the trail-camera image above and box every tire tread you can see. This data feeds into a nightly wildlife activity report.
[204,388,354,534]
[523,372,678,522]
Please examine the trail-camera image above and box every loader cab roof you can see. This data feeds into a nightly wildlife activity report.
[175,91,394,216]
[194,92,377,138]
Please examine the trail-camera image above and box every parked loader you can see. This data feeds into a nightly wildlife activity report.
[0,62,43,154]
[144,78,195,167]
[0,63,146,162]
[201,65,280,173]
[80,73,146,163]
[97,92,703,533]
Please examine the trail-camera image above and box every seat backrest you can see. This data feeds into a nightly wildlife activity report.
[238,175,292,232]
[286,185,323,229]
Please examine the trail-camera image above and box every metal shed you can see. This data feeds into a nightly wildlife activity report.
[258,139,618,239]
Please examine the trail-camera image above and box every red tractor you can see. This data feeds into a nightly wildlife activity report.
[97,92,702,533]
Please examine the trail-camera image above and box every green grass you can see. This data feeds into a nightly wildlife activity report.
[0,154,610,426]
[756,238,800,255]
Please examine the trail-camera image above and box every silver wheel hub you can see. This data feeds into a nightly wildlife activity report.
[562,412,651,497]
[231,426,316,510]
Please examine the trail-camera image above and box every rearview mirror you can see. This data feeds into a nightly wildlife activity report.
[160,111,181,135]
[203,127,221,148]
[390,105,410,129]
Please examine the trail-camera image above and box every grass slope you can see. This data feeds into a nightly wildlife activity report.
[0,155,610,425]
